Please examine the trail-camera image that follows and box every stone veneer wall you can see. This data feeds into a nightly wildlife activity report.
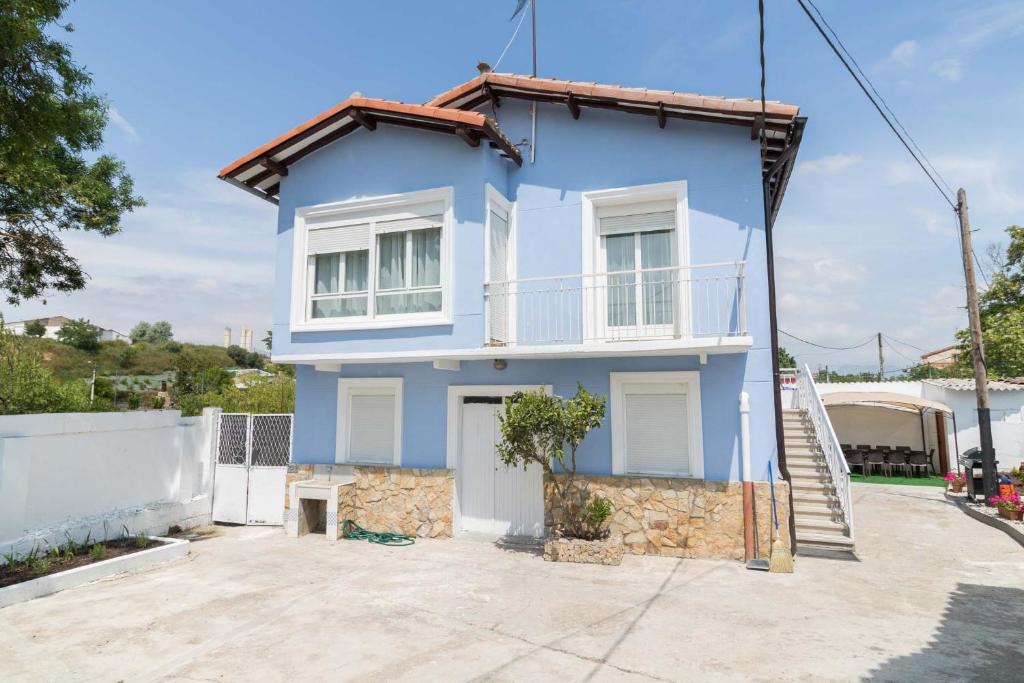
[285,464,453,539]
[340,467,453,539]
[545,474,790,560]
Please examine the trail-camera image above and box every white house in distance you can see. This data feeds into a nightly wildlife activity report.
[4,316,129,342]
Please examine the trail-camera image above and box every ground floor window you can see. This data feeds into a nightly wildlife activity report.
[336,378,403,465]
[610,371,703,478]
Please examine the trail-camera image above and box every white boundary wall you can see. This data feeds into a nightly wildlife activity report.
[0,408,221,560]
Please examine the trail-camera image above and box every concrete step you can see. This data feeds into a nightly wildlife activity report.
[790,479,831,493]
[785,443,822,454]
[793,503,836,518]
[792,491,836,505]
[795,517,849,535]
[783,431,817,442]
[796,532,855,550]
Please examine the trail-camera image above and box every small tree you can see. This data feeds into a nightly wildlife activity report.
[23,319,46,337]
[778,346,796,369]
[129,321,150,343]
[497,384,609,539]
[55,318,100,351]
[148,320,173,342]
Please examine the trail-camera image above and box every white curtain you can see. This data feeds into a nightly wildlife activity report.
[377,233,405,290]
[411,228,440,287]
[641,230,674,325]
[315,254,339,294]
[606,234,636,327]
[344,250,368,292]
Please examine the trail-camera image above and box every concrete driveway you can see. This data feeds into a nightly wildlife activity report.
[1,483,1021,682]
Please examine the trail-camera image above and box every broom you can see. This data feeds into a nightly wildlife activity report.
[768,461,794,573]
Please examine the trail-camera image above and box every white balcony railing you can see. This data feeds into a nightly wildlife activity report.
[483,262,746,347]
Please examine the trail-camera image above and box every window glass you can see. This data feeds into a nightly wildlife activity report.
[344,250,369,292]
[377,233,406,290]
[314,254,340,294]
[411,228,441,287]
[606,234,636,327]
[641,230,674,325]
[312,297,367,319]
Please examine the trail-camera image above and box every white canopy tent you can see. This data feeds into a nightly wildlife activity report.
[821,392,958,474]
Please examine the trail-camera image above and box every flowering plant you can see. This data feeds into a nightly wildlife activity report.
[988,493,1023,512]
[944,472,966,486]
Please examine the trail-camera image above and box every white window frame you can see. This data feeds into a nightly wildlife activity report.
[291,187,454,332]
[609,371,704,479]
[581,181,690,341]
[336,378,403,466]
[483,183,516,345]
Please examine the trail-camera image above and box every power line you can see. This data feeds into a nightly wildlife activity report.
[795,0,957,209]
[881,334,926,352]
[882,337,920,364]
[779,329,876,350]
[492,3,529,71]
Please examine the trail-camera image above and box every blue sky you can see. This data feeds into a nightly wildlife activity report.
[3,0,1021,372]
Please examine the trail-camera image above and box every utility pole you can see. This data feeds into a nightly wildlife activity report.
[957,187,997,502]
[877,332,884,381]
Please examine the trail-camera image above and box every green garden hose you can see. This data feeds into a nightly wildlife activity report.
[341,520,415,546]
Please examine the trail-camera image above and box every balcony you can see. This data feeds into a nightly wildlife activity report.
[483,262,747,353]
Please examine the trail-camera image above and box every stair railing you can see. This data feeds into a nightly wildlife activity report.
[795,364,854,541]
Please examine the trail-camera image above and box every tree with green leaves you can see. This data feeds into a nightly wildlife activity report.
[23,319,46,337]
[778,346,796,369]
[496,384,610,539]
[226,344,264,369]
[954,225,1024,378]
[129,321,150,343]
[129,320,173,343]
[0,320,92,414]
[1,0,144,304]
[55,317,100,351]
[262,330,272,352]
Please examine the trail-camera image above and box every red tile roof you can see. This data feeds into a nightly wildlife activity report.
[426,73,800,120]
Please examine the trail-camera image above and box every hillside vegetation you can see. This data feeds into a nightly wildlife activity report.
[25,337,235,381]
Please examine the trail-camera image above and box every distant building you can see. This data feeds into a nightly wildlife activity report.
[4,316,128,342]
[920,344,960,370]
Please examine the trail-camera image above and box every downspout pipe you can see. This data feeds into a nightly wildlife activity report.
[763,174,797,555]
[740,392,755,562]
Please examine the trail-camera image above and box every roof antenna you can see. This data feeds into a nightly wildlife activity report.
[477,61,492,74]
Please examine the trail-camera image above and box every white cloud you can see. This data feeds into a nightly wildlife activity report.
[0,169,277,344]
[107,107,141,143]
[888,40,919,67]
[795,153,862,177]
[930,58,963,82]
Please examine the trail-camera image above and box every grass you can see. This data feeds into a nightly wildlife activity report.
[850,473,947,488]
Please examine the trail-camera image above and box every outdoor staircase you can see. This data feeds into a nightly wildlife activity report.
[783,408,855,552]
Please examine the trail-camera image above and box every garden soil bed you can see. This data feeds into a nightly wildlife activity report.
[1,538,161,589]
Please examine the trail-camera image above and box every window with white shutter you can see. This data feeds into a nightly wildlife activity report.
[292,187,452,330]
[336,378,403,465]
[610,372,703,478]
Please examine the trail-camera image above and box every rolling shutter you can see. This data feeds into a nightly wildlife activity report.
[599,210,676,236]
[307,223,370,255]
[348,394,396,463]
[623,389,689,476]
[375,214,443,235]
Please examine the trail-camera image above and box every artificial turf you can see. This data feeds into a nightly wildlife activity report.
[849,473,948,488]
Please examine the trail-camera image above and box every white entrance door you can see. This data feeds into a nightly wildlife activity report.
[459,399,544,537]
[212,413,292,526]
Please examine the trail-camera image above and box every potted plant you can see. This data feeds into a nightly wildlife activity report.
[988,493,1024,522]
[497,384,620,564]
[944,471,967,493]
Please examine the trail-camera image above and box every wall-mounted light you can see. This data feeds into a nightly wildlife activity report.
[493,359,507,371]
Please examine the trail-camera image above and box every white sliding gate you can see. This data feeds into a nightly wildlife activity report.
[212,413,293,525]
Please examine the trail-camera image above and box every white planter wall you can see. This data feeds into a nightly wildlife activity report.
[0,408,220,560]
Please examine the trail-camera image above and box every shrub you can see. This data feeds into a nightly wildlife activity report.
[23,319,46,337]
[497,384,608,539]
[56,318,101,352]
[0,322,92,414]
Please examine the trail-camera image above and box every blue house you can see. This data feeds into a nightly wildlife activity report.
[220,73,830,559]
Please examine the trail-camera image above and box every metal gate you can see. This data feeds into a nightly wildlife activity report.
[212,413,293,525]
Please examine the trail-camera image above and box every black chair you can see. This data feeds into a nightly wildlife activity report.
[846,451,867,476]
[865,451,886,476]
[885,451,908,477]
[907,451,931,477]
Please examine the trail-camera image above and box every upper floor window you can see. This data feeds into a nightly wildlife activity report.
[291,188,452,331]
